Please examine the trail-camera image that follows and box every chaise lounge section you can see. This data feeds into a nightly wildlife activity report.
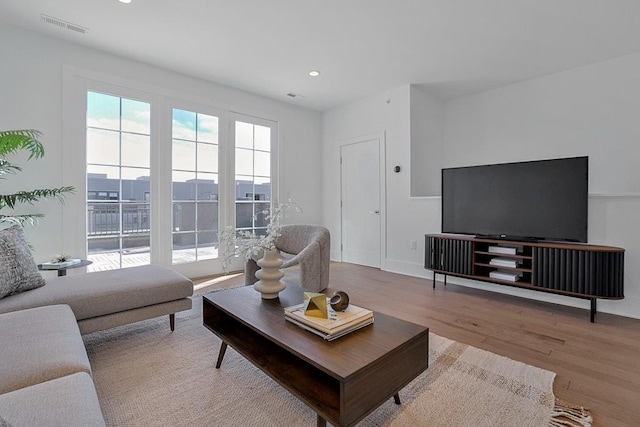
[0,263,194,334]
[0,225,194,334]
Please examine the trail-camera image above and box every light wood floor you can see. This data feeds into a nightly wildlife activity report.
[195,262,640,426]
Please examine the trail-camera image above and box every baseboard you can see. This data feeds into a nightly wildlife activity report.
[384,258,431,279]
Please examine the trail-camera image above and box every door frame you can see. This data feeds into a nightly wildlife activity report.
[339,131,387,269]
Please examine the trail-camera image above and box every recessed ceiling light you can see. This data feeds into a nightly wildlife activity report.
[308,70,320,77]
[119,0,132,3]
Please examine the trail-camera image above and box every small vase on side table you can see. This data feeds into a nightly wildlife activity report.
[253,249,285,299]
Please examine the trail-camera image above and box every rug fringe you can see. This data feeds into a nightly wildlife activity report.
[549,398,593,427]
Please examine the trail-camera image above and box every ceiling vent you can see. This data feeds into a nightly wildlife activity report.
[41,14,88,34]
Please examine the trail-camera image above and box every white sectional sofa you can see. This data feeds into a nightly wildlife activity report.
[0,225,195,426]
[0,265,194,427]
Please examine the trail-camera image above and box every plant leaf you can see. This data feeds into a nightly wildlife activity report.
[0,186,75,209]
[0,159,21,177]
[0,130,45,159]
[0,214,45,226]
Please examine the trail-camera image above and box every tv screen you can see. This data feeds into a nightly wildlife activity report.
[441,157,588,242]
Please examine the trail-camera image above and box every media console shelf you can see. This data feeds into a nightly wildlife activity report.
[425,234,624,322]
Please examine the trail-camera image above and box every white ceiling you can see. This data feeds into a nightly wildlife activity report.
[3,0,640,111]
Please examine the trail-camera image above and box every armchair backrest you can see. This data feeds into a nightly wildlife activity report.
[275,224,329,255]
[275,224,331,291]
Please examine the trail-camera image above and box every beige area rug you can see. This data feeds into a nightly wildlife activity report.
[83,296,591,427]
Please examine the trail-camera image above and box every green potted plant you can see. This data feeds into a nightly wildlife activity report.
[0,129,75,226]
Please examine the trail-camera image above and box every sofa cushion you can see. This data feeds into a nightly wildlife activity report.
[0,372,105,427]
[0,305,91,394]
[0,225,45,300]
[0,264,193,320]
[0,415,11,427]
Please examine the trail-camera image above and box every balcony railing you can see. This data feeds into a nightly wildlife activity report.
[87,203,150,236]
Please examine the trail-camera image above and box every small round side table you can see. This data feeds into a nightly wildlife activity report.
[38,260,93,277]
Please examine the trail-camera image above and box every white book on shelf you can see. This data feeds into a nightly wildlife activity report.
[489,270,522,282]
[488,246,521,255]
[489,257,519,268]
[284,299,374,335]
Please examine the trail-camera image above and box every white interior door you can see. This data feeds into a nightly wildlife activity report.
[340,137,381,268]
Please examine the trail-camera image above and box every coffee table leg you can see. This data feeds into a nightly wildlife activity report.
[215,342,228,369]
[316,415,326,427]
[393,393,401,405]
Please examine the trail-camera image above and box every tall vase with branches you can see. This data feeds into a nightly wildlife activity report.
[220,199,302,298]
[0,129,75,227]
[220,199,302,272]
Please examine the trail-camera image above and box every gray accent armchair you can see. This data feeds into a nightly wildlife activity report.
[245,224,330,292]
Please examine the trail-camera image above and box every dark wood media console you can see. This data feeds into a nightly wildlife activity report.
[425,234,624,322]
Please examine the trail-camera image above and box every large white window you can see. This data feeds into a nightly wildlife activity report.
[234,117,277,237]
[171,109,220,264]
[86,91,151,271]
[71,76,278,275]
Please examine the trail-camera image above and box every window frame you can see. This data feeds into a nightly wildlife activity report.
[62,66,278,278]
[230,113,279,238]
[170,106,225,265]
[85,90,153,270]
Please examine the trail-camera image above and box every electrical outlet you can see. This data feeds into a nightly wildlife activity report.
[410,240,417,250]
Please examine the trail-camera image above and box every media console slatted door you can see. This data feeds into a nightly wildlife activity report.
[425,234,624,322]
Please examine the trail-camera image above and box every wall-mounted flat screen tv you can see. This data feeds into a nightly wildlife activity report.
[441,156,588,242]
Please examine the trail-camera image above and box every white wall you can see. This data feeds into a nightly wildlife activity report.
[323,54,640,319]
[0,24,322,276]
[442,52,640,318]
[322,85,442,274]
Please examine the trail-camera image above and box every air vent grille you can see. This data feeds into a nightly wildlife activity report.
[41,14,88,34]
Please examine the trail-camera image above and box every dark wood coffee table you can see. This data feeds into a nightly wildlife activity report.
[202,285,429,427]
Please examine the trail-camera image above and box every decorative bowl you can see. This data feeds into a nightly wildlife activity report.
[329,291,349,312]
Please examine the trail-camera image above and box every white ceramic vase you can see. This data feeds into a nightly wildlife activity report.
[253,249,285,299]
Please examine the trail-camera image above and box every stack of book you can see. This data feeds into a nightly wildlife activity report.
[284,299,374,341]
[39,259,82,270]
